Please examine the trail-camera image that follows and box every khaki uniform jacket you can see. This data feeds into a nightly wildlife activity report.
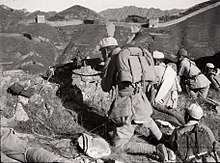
[178,58,210,89]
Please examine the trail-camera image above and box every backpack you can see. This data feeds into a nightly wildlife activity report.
[117,46,158,84]
[169,124,220,163]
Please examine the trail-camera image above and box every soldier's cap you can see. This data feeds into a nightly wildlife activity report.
[153,50,164,59]
[206,63,215,69]
[177,48,188,57]
[99,37,118,50]
[187,103,203,120]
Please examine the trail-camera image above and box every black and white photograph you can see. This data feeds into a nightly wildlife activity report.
[1,0,220,162]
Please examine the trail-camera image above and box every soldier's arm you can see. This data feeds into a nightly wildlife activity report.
[101,55,117,92]
[178,61,185,77]
[117,49,132,83]
[210,74,220,90]
[198,123,220,151]
[198,123,216,144]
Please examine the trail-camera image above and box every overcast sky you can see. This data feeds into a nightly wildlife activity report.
[1,0,209,12]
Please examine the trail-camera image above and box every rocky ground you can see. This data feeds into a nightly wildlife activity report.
[1,62,220,163]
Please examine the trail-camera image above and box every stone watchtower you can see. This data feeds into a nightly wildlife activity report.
[149,17,159,28]
[36,15,45,23]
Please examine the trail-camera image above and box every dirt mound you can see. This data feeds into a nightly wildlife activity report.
[0,33,59,74]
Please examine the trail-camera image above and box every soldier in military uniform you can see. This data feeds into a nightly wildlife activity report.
[177,48,211,100]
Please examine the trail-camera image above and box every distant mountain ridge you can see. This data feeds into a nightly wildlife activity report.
[99,6,184,21]
[48,5,105,21]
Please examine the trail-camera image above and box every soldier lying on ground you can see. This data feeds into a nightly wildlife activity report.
[1,127,73,163]
[1,115,72,163]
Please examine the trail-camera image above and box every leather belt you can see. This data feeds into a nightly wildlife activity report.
[189,72,202,79]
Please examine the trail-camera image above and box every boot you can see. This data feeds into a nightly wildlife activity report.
[166,148,176,162]
[213,141,220,152]
[26,147,60,162]
[156,144,168,162]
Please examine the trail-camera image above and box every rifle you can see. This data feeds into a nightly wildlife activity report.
[53,57,103,70]
[82,57,104,71]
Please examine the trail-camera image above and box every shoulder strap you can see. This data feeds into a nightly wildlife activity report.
[194,124,200,154]
[156,65,168,89]
[188,60,192,77]
[137,55,146,89]
[138,46,145,56]
[193,124,219,163]
[161,65,168,82]
[185,126,199,161]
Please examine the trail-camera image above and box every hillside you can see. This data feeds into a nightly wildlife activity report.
[124,15,148,23]
[58,1,220,68]
[99,6,183,21]
[176,0,219,19]
[55,1,220,68]
[56,24,131,64]
[48,5,105,22]
[1,1,219,73]
[0,23,61,74]
[5,23,62,43]
[159,0,220,22]
[128,2,220,70]
[0,33,59,74]
[0,5,56,31]
[0,5,26,31]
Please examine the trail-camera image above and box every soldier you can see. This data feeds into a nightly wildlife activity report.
[99,36,168,162]
[1,127,72,163]
[177,48,211,100]
[152,51,184,126]
[205,63,220,91]
[169,103,220,162]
